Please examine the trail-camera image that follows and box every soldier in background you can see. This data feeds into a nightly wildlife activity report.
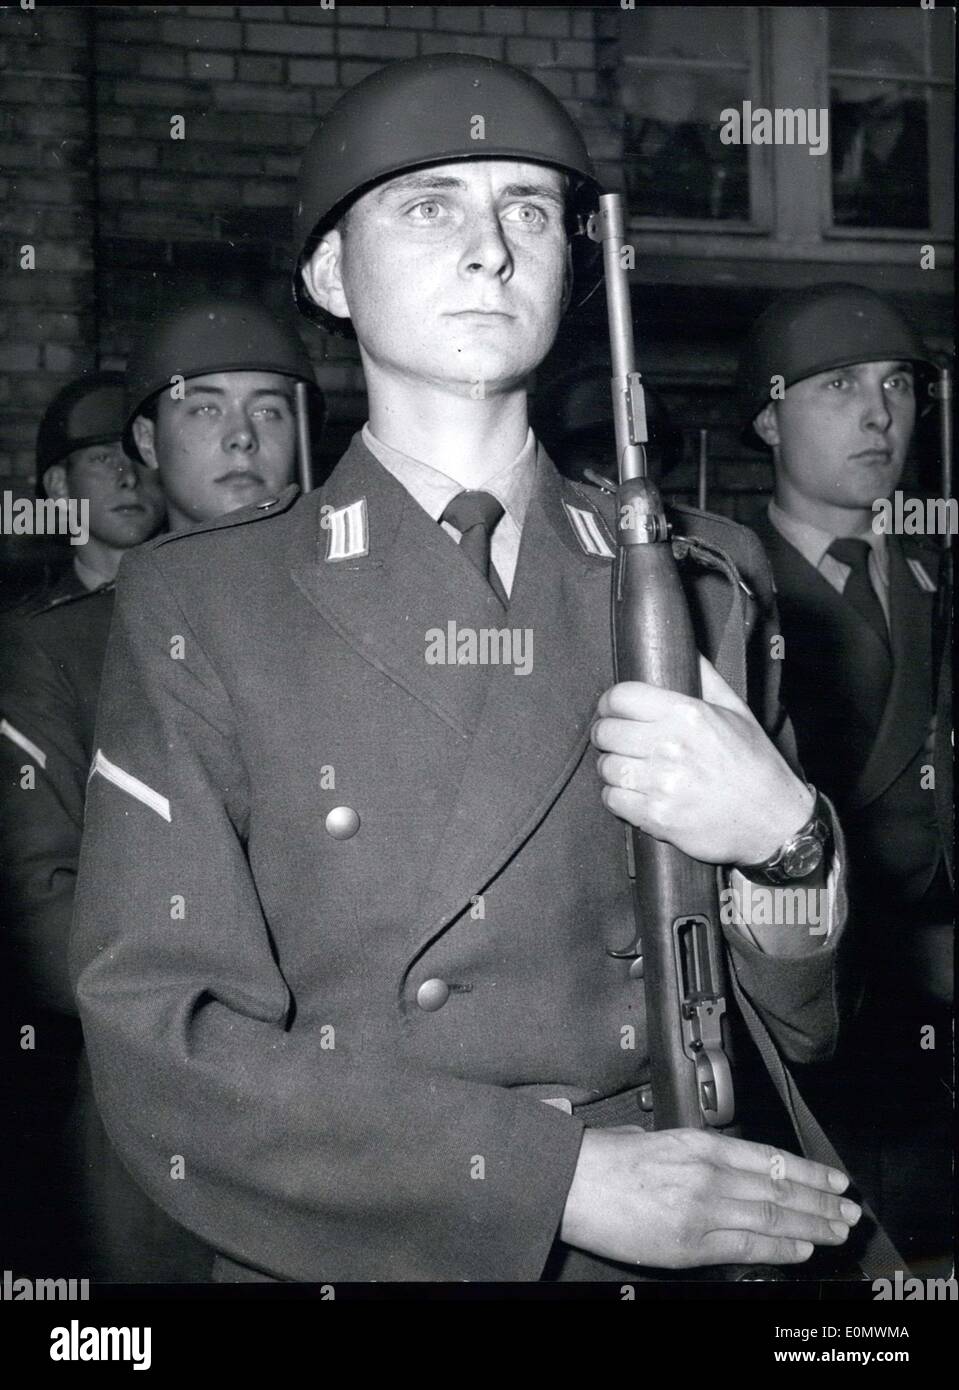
[0,375,166,612]
[737,283,953,1274]
[0,298,323,1280]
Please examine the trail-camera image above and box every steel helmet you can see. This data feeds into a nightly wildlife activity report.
[123,295,324,459]
[36,372,127,473]
[736,282,935,446]
[292,53,603,335]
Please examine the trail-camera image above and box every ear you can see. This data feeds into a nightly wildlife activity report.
[131,416,160,470]
[752,402,780,449]
[300,230,351,323]
[42,463,69,500]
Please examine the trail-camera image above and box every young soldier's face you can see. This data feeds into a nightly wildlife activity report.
[758,360,915,511]
[308,160,570,394]
[47,443,166,549]
[134,371,297,526]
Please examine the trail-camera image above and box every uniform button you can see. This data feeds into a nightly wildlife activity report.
[416,978,450,1011]
[325,806,360,839]
[639,1084,654,1112]
[629,956,645,980]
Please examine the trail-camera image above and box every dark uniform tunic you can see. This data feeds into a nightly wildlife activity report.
[752,510,952,1274]
[71,437,848,1282]
[0,579,211,1281]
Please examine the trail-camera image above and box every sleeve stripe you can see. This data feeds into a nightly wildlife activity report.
[0,717,47,769]
[89,747,171,823]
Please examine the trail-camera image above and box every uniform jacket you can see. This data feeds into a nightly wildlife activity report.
[751,512,948,922]
[71,435,848,1282]
[0,584,115,1014]
[0,578,211,1282]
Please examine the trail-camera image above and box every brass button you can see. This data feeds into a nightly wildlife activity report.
[325,806,360,839]
[629,956,645,980]
[639,1084,654,1112]
[416,978,450,1012]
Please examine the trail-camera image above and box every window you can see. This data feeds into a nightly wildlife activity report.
[615,6,769,229]
[826,6,954,237]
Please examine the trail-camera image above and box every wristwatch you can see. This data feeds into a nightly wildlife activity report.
[736,788,832,885]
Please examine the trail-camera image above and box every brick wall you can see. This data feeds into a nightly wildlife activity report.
[0,5,98,486]
[0,5,949,517]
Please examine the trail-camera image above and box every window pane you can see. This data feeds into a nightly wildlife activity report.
[827,6,953,230]
[625,6,746,62]
[617,7,753,223]
[621,69,750,221]
[830,79,930,228]
[828,8,927,76]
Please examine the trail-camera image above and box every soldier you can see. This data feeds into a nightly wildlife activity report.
[0,374,166,612]
[0,297,322,1280]
[737,283,953,1273]
[72,56,861,1284]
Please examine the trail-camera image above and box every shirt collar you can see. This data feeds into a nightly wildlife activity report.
[767,498,888,579]
[361,421,537,531]
[73,553,113,592]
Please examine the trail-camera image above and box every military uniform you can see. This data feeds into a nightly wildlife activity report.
[736,283,953,1274]
[752,512,952,1273]
[0,581,212,1281]
[71,435,848,1282]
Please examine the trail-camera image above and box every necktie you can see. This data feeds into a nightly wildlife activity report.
[827,536,893,728]
[826,538,890,651]
[441,491,508,608]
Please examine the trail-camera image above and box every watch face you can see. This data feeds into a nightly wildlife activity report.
[782,836,824,879]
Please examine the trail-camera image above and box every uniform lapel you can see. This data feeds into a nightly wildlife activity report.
[850,535,937,810]
[409,448,614,957]
[288,434,507,739]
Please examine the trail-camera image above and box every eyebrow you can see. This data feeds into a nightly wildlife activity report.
[375,172,565,206]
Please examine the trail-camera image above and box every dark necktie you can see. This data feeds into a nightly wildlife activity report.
[826,536,893,729]
[826,538,890,652]
[441,491,508,608]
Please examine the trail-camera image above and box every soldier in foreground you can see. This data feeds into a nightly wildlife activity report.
[73,57,861,1283]
[1,299,321,1279]
[738,284,953,1272]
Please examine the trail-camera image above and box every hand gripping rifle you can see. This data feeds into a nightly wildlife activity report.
[588,194,736,1133]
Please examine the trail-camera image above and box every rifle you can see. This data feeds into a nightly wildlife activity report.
[587,193,735,1132]
[294,380,315,494]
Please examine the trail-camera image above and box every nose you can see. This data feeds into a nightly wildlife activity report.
[222,409,257,455]
[458,205,514,285]
[861,383,893,432]
[114,456,140,489]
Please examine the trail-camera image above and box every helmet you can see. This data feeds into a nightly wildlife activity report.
[36,372,126,473]
[292,53,603,335]
[735,282,935,446]
[123,295,323,458]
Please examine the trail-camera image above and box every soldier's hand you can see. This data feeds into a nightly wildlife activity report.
[560,1127,860,1269]
[591,655,814,866]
